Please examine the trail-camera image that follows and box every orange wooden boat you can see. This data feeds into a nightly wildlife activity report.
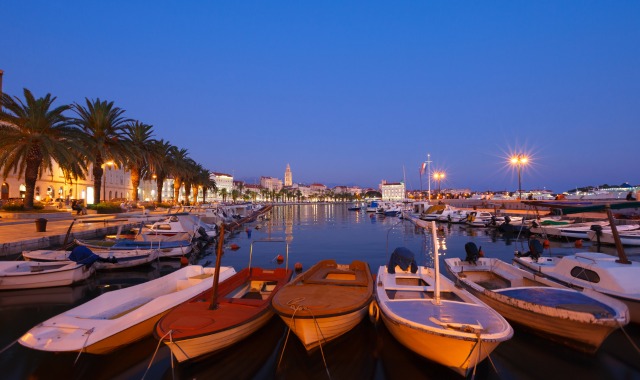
[154,235,292,362]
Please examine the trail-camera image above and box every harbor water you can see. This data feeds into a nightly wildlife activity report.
[1,203,639,380]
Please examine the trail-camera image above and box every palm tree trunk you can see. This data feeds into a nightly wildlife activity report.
[173,179,182,204]
[93,160,104,204]
[131,169,141,202]
[156,176,164,203]
[23,159,40,210]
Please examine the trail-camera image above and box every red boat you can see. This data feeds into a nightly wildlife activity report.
[154,236,292,362]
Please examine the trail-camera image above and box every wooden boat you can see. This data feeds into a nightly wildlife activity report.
[23,247,161,270]
[19,264,236,354]
[154,234,293,362]
[271,259,373,350]
[445,249,629,353]
[373,222,513,377]
[0,260,95,290]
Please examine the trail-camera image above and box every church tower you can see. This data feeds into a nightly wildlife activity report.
[284,164,292,187]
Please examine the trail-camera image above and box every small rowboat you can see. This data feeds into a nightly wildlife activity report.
[271,259,373,350]
[0,260,95,290]
[19,265,236,354]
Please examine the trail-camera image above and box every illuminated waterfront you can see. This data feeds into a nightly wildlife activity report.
[1,204,639,379]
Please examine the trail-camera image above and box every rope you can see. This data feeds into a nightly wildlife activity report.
[0,339,17,356]
[74,327,94,365]
[143,329,174,380]
[619,324,640,356]
[470,331,482,380]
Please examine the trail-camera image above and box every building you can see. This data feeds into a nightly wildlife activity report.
[380,180,406,201]
[260,176,283,192]
[1,161,132,203]
[284,164,292,187]
[210,172,233,200]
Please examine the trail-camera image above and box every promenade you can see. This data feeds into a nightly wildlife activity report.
[0,210,164,258]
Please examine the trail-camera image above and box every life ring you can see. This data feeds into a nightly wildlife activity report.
[368,300,380,324]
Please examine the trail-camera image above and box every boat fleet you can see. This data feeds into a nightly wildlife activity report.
[5,201,640,377]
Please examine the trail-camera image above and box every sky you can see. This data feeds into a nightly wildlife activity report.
[2,1,639,193]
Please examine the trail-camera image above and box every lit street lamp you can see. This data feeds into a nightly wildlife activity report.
[433,171,445,197]
[510,154,528,200]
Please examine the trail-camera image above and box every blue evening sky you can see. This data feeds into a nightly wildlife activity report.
[2,1,639,193]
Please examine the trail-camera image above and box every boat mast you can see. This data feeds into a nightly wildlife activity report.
[210,224,225,310]
[431,221,441,305]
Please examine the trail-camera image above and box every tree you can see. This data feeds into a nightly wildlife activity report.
[122,121,156,202]
[168,147,191,204]
[72,98,131,204]
[219,188,228,202]
[148,139,173,204]
[0,89,88,210]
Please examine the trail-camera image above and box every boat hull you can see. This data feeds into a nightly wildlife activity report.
[0,261,94,290]
[379,310,501,377]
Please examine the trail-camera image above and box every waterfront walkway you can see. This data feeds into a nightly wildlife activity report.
[0,210,164,258]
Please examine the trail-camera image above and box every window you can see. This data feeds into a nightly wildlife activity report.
[570,267,600,283]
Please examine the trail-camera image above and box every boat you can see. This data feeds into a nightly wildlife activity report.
[445,245,629,353]
[365,200,379,213]
[372,222,513,377]
[0,259,96,290]
[18,264,236,354]
[144,213,218,241]
[513,251,640,324]
[466,211,494,227]
[154,233,293,362]
[271,259,373,350]
[588,229,640,246]
[347,204,362,211]
[556,222,638,240]
[23,246,161,270]
[74,234,194,259]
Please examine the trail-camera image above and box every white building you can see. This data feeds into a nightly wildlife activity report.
[211,172,233,200]
[380,180,406,201]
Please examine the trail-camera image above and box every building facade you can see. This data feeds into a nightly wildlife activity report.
[210,172,233,200]
[260,176,283,192]
[380,180,406,201]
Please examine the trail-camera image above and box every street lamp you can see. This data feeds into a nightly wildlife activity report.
[433,171,445,198]
[102,161,114,203]
[510,154,528,200]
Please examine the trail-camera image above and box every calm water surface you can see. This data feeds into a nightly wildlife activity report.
[1,204,639,380]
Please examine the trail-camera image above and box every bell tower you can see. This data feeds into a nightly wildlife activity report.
[284,164,292,187]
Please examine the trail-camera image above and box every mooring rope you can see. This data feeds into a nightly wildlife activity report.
[619,323,640,356]
[74,327,95,365]
[142,329,174,380]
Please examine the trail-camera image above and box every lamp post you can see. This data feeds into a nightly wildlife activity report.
[102,161,114,203]
[433,171,445,198]
[510,154,528,200]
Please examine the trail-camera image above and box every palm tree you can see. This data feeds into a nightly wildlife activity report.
[72,98,131,204]
[148,139,173,204]
[219,188,228,203]
[122,121,156,202]
[168,147,191,204]
[0,89,88,210]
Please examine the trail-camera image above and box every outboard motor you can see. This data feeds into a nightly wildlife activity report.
[387,247,418,274]
[590,224,604,246]
[504,215,511,225]
[464,242,480,265]
[515,239,544,261]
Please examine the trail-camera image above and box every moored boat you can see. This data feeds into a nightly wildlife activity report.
[373,232,513,376]
[271,259,373,350]
[154,235,293,362]
[445,246,629,353]
[0,260,95,290]
[19,264,236,354]
[23,246,161,270]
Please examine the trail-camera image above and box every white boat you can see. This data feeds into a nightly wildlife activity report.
[75,234,193,259]
[588,229,640,246]
[466,211,494,227]
[23,247,160,270]
[0,260,95,290]
[271,259,373,350]
[420,204,449,221]
[365,200,379,213]
[445,250,629,353]
[434,206,459,222]
[445,209,470,224]
[513,252,640,324]
[373,224,513,377]
[554,221,639,240]
[18,264,236,354]
[144,213,218,240]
